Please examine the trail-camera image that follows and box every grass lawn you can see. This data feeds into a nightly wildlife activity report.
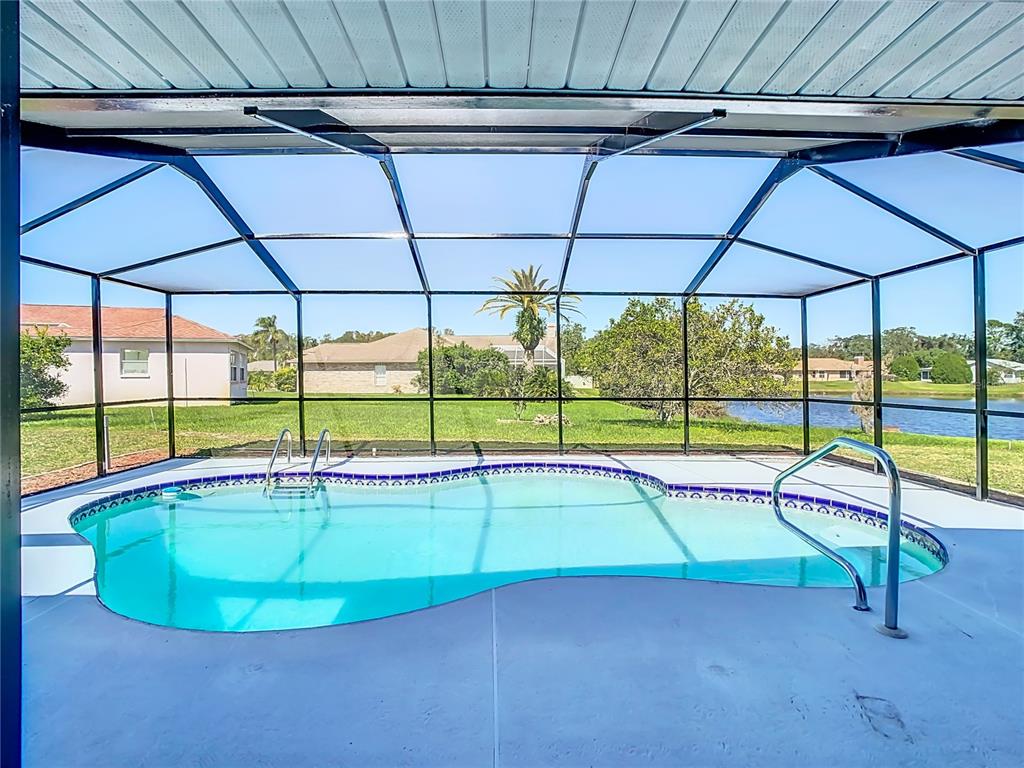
[20,398,1023,496]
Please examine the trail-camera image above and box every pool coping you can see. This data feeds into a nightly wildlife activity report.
[67,460,948,564]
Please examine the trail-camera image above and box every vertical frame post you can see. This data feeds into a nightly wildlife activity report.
[682,296,690,454]
[800,297,810,456]
[871,278,884,459]
[974,252,989,499]
[556,294,564,454]
[165,293,175,458]
[91,276,106,476]
[0,3,21,762]
[426,293,436,455]
[296,294,306,456]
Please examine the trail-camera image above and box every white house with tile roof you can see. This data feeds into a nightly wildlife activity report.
[21,305,251,404]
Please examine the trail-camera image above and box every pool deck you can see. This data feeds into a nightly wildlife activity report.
[21,454,1024,767]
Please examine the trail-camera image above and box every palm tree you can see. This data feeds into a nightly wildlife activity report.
[478,265,579,369]
[252,315,288,371]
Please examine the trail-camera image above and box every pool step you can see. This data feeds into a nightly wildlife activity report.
[268,482,322,498]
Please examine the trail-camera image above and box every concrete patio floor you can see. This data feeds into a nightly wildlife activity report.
[21,454,1024,767]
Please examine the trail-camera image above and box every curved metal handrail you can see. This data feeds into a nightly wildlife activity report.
[308,428,331,487]
[772,437,906,638]
[264,428,292,489]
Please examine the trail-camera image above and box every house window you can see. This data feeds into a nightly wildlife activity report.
[231,351,246,383]
[374,364,387,386]
[120,348,149,378]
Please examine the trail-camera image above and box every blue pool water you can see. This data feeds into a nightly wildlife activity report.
[73,473,944,632]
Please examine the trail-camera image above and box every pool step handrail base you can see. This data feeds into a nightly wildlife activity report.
[772,437,906,638]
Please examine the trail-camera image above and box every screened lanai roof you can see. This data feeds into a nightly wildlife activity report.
[16,0,1024,298]
[19,142,1024,298]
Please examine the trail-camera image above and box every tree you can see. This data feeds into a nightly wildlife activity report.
[559,320,586,376]
[989,312,1024,363]
[414,342,509,395]
[686,299,795,413]
[21,328,72,409]
[477,265,579,369]
[881,327,922,359]
[579,298,793,423]
[929,352,972,384]
[250,315,288,371]
[889,354,920,382]
[851,375,874,434]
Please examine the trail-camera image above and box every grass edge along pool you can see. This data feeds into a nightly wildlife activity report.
[70,463,947,632]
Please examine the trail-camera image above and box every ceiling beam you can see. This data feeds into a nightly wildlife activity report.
[378,155,430,294]
[795,119,1024,164]
[684,160,802,295]
[20,121,184,162]
[809,166,975,254]
[20,162,163,234]
[947,147,1024,174]
[170,157,299,295]
[557,156,599,293]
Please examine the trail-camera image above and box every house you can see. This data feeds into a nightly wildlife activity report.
[969,358,1024,384]
[21,305,250,404]
[301,325,559,394]
[792,356,873,382]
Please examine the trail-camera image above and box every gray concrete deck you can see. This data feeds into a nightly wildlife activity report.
[22,455,1024,767]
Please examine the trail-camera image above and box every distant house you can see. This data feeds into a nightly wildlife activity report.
[793,356,872,382]
[20,305,250,404]
[969,358,1024,384]
[301,325,559,394]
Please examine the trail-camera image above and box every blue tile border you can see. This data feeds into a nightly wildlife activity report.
[67,461,948,564]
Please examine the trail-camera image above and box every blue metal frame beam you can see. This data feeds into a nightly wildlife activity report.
[0,3,21,763]
[596,110,727,160]
[974,253,989,499]
[735,238,872,279]
[557,155,598,292]
[21,120,184,162]
[244,107,386,159]
[171,156,299,295]
[684,160,801,295]
[100,237,244,277]
[794,119,1024,165]
[809,166,976,254]
[20,162,163,234]
[948,147,1024,174]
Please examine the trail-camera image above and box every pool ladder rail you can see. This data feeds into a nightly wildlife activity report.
[773,437,907,639]
[265,427,331,497]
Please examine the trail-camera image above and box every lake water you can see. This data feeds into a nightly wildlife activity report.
[726,397,1024,440]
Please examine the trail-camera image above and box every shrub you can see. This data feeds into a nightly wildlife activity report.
[929,352,972,385]
[247,370,271,392]
[271,366,297,392]
[21,328,72,409]
[889,354,920,381]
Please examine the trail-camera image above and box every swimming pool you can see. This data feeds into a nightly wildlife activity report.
[70,464,946,632]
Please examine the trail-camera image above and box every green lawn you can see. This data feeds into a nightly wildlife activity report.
[20,398,1023,496]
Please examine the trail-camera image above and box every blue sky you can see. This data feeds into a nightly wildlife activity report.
[19,149,1023,345]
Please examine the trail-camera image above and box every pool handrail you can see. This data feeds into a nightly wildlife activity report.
[772,437,907,638]
[308,428,331,487]
[265,428,293,489]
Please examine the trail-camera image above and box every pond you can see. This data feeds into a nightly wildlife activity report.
[726,398,1024,440]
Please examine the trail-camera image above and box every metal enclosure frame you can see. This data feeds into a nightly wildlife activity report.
[6,87,1024,768]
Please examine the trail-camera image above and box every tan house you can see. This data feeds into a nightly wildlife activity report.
[793,356,873,382]
[21,305,250,404]
[301,325,559,394]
